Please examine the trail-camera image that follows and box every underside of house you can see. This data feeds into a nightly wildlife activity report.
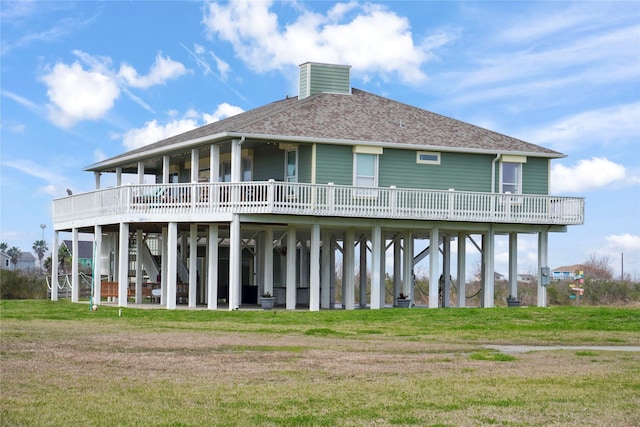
[50,62,584,310]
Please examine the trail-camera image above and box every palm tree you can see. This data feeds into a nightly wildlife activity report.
[32,240,49,270]
[0,242,7,253]
[7,246,22,270]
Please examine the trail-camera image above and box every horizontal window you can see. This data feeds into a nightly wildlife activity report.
[416,151,440,164]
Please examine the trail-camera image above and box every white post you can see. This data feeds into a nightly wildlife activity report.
[393,236,401,305]
[51,231,59,301]
[457,232,466,308]
[116,167,122,187]
[94,172,101,190]
[286,226,297,310]
[264,227,274,296]
[162,156,170,184]
[189,223,198,308]
[509,232,518,299]
[229,214,241,310]
[403,231,413,303]
[537,231,548,307]
[166,222,178,309]
[118,222,129,307]
[210,144,220,183]
[207,224,218,310]
[370,224,382,309]
[135,229,143,304]
[161,226,168,305]
[94,225,102,306]
[359,236,367,308]
[482,226,495,308]
[442,234,451,308]
[321,230,331,309]
[71,228,79,303]
[309,223,320,311]
[429,228,440,308]
[137,161,145,184]
[191,148,199,183]
[343,229,355,310]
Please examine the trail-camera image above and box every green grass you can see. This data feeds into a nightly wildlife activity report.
[1,300,639,426]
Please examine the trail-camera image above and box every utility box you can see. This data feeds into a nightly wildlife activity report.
[540,267,551,286]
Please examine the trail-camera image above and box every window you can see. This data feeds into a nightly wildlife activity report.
[285,149,297,183]
[220,158,252,182]
[500,162,522,194]
[353,153,378,188]
[416,151,440,164]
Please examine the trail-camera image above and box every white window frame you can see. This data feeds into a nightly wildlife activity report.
[285,148,298,183]
[416,151,441,165]
[500,161,522,195]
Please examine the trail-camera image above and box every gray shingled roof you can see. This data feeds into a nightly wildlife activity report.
[88,88,562,170]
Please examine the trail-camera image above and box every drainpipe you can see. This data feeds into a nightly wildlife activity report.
[491,154,501,193]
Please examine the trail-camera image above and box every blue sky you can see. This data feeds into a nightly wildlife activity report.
[1,1,639,279]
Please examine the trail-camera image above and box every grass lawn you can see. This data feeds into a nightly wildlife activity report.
[1,300,639,426]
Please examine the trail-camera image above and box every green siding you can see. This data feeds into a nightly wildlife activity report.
[300,63,350,99]
[315,144,353,185]
[380,149,493,192]
[298,145,312,183]
[522,157,549,195]
[253,144,284,181]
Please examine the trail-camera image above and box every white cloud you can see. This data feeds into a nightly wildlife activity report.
[94,149,107,163]
[2,159,71,196]
[41,61,120,128]
[606,234,640,251]
[120,103,244,150]
[40,51,187,128]
[524,103,640,152]
[118,53,188,89]
[202,1,449,84]
[202,103,244,124]
[550,157,627,193]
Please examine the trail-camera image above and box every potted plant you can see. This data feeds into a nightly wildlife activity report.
[260,291,276,310]
[506,295,520,307]
[396,293,411,308]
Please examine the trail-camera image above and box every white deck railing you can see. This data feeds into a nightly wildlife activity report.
[53,181,584,226]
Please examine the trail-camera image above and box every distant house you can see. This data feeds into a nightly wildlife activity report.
[517,273,536,283]
[62,240,94,270]
[1,252,10,270]
[552,265,580,281]
[51,62,585,310]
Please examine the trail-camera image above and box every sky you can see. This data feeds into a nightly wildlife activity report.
[1,0,639,280]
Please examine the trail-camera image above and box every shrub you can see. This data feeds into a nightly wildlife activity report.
[0,270,48,299]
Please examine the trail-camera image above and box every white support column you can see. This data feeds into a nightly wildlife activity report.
[231,138,242,182]
[191,148,199,183]
[166,222,178,309]
[135,229,143,304]
[370,225,382,309]
[264,227,274,296]
[210,144,220,183]
[509,232,518,299]
[330,236,337,307]
[309,223,320,311]
[359,236,367,308]
[51,231,59,301]
[71,228,79,303]
[116,167,122,186]
[93,225,102,306]
[482,226,495,308]
[393,236,401,304]
[162,156,170,184]
[207,224,218,310]
[286,226,297,310]
[457,232,466,308]
[161,226,168,305]
[321,230,331,309]
[117,222,129,307]
[188,223,198,308]
[442,235,451,308]
[429,228,440,308]
[537,230,549,307]
[344,229,355,310]
[137,161,145,184]
[229,214,241,310]
[94,172,101,190]
[299,241,308,289]
[403,231,413,303]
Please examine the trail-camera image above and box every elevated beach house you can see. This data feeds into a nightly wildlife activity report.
[51,62,584,310]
